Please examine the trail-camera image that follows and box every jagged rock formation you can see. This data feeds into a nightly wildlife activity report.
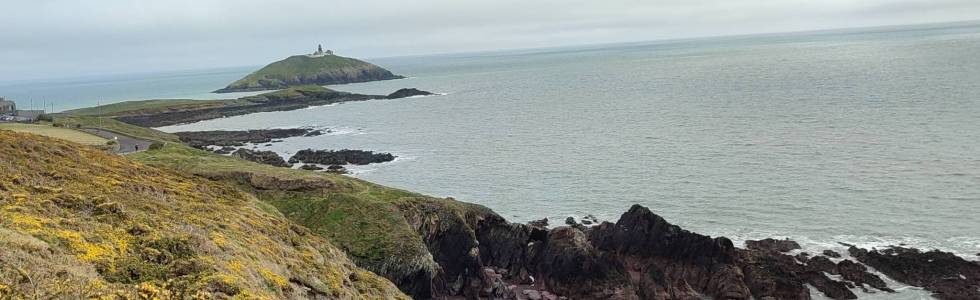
[289,149,396,165]
[850,246,980,300]
[387,88,435,99]
[374,204,950,300]
[215,54,404,93]
[176,128,322,148]
[231,148,291,168]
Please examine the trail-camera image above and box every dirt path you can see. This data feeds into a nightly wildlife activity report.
[81,128,153,154]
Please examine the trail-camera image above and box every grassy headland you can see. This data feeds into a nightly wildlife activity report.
[215,55,404,93]
[59,85,381,128]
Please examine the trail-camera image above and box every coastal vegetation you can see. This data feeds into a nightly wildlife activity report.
[57,85,433,128]
[5,97,975,299]
[214,54,404,93]
[0,130,407,299]
[125,142,446,296]
[0,123,108,146]
[53,115,180,142]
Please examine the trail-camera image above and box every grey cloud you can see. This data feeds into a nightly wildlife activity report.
[1,0,979,81]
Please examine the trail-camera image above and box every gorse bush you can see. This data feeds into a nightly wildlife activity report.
[0,131,408,299]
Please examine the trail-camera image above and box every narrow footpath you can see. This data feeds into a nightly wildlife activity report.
[81,128,153,154]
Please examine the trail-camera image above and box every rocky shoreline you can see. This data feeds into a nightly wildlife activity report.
[168,129,978,300]
[114,86,435,127]
[176,128,325,148]
[175,128,397,171]
[375,203,978,300]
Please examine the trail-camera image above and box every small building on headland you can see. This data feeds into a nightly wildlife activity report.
[15,110,45,121]
[309,44,335,57]
[0,97,15,116]
[0,98,45,122]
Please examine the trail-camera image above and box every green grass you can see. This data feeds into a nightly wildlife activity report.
[52,115,179,142]
[0,130,408,299]
[0,123,109,145]
[61,99,223,117]
[255,84,334,98]
[127,143,436,278]
[241,55,370,80]
[222,55,398,91]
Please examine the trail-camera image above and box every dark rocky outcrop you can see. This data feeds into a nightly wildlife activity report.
[537,227,635,299]
[590,205,751,299]
[115,85,437,128]
[252,197,971,300]
[736,246,811,299]
[806,255,838,274]
[836,260,893,292]
[289,149,395,165]
[527,218,549,228]
[176,128,318,148]
[324,165,349,174]
[803,272,857,300]
[231,149,290,167]
[387,88,435,99]
[850,246,980,299]
[745,238,801,253]
[823,249,842,258]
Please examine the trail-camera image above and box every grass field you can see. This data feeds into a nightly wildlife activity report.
[52,115,180,142]
[60,99,224,116]
[0,123,109,145]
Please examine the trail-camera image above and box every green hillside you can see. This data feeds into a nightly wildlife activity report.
[215,55,403,93]
[0,130,409,299]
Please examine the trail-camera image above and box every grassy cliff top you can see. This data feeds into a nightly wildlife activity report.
[0,130,408,299]
[53,86,341,140]
[0,123,109,145]
[217,55,403,93]
[62,99,223,117]
[125,135,499,293]
[60,85,336,120]
[127,142,439,276]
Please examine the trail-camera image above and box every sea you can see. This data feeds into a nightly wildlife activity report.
[4,22,979,299]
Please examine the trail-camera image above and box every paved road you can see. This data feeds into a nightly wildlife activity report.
[81,128,153,154]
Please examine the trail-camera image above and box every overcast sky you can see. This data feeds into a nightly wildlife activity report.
[2,0,979,81]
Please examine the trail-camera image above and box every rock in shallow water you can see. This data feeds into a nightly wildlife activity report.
[849,246,980,299]
[386,88,435,99]
[289,149,395,165]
